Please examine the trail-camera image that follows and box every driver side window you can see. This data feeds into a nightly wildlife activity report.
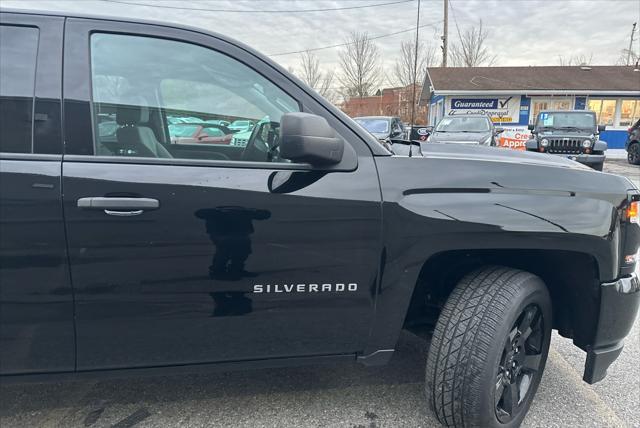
[89,33,300,163]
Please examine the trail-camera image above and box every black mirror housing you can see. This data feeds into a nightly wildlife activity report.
[527,124,535,131]
[495,127,505,134]
[598,124,606,133]
[280,113,344,165]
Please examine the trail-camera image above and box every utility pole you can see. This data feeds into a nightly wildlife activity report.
[409,0,421,156]
[627,22,637,66]
[441,0,448,67]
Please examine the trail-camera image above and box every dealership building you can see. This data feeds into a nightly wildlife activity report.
[420,65,640,149]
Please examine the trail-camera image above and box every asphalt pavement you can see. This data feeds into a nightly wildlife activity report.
[1,159,639,428]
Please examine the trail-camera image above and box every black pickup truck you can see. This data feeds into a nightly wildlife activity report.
[1,9,639,428]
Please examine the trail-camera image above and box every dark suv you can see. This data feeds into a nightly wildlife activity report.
[1,9,639,428]
[353,116,406,141]
[626,119,640,165]
[526,110,607,171]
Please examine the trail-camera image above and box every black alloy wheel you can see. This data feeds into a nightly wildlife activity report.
[495,304,545,423]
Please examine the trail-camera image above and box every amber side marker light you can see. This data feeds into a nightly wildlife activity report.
[627,201,639,224]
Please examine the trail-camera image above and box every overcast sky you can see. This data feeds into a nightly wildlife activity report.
[3,0,640,85]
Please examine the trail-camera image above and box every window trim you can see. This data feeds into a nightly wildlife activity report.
[62,144,358,172]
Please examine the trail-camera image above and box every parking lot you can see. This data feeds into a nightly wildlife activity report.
[1,159,639,428]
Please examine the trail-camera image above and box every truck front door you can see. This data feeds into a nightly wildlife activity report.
[62,19,382,370]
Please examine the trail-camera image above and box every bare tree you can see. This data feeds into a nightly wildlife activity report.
[558,53,594,66]
[337,31,382,98]
[392,39,437,87]
[450,20,497,67]
[297,50,336,102]
[616,49,640,66]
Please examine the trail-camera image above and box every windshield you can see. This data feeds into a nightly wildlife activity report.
[436,116,490,132]
[537,112,596,129]
[354,118,389,134]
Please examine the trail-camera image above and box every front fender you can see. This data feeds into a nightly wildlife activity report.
[365,155,631,354]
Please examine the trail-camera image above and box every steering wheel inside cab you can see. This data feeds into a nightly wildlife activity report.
[242,121,286,162]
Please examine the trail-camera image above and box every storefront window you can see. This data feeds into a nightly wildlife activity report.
[588,98,616,126]
[620,100,640,127]
[530,101,548,123]
[530,98,572,124]
[588,99,602,116]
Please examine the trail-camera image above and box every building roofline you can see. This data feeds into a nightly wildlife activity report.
[431,89,640,96]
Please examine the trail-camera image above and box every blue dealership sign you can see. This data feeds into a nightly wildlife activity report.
[451,98,499,109]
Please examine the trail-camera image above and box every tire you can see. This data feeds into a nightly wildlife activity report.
[628,142,640,165]
[591,162,604,171]
[425,266,552,428]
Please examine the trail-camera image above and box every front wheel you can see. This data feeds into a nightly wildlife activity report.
[425,267,552,427]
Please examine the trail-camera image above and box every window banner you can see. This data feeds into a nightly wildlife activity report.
[498,126,532,151]
[447,96,521,124]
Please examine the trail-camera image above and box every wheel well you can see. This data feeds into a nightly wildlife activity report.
[403,249,600,349]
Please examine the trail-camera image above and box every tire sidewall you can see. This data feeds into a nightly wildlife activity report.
[474,276,552,428]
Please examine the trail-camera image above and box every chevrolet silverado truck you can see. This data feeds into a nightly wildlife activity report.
[1,9,639,428]
[526,110,607,171]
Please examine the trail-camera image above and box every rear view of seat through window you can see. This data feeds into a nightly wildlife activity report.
[108,95,172,158]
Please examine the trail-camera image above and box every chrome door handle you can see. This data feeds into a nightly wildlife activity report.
[77,197,159,216]
[103,209,145,217]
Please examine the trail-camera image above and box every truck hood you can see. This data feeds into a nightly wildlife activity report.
[429,131,491,144]
[417,142,590,170]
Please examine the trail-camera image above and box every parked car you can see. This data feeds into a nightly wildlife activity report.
[2,9,640,428]
[526,110,607,171]
[408,124,432,142]
[427,114,503,146]
[168,123,233,145]
[228,119,255,133]
[353,116,406,141]
[626,118,640,165]
[205,119,230,127]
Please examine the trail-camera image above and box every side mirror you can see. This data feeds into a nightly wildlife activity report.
[527,124,535,131]
[391,129,403,138]
[280,113,344,165]
[425,125,434,133]
[598,124,606,133]
[495,127,505,134]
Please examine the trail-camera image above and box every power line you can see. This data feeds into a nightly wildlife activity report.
[269,20,443,56]
[100,0,414,13]
[448,0,464,48]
